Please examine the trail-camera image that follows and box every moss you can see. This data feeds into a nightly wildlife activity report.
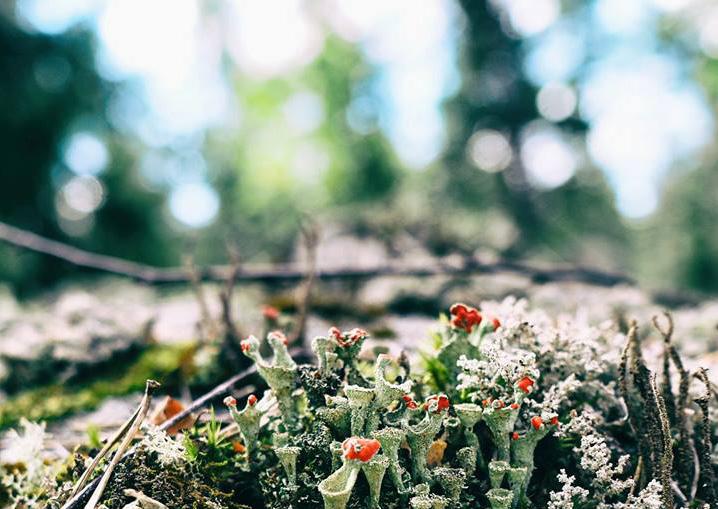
[297,365,342,408]
[97,448,239,509]
[0,344,192,429]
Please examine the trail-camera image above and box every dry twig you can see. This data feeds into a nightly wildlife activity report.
[288,219,319,344]
[0,220,634,286]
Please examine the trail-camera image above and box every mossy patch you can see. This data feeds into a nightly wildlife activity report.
[0,344,192,429]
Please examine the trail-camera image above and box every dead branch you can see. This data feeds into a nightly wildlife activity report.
[218,244,242,343]
[0,220,634,287]
[184,253,218,343]
[288,219,319,344]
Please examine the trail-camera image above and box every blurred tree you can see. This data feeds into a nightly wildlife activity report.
[439,0,628,266]
[639,163,718,293]
[0,12,176,294]
[206,35,402,262]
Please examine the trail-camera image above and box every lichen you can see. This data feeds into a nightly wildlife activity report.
[4,299,716,509]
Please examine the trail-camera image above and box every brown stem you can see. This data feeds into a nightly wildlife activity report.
[0,220,634,286]
[288,220,319,344]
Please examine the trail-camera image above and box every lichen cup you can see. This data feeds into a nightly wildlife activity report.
[432,466,466,502]
[372,427,407,494]
[275,446,301,487]
[318,462,361,509]
[488,460,510,489]
[362,455,390,509]
[345,385,375,435]
[486,488,514,509]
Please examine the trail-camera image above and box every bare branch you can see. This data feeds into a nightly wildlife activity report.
[0,220,634,287]
[218,245,242,342]
[184,253,218,343]
[288,219,319,344]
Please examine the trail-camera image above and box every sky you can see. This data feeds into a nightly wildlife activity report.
[14,0,716,226]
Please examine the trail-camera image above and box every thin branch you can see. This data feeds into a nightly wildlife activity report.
[0,220,634,287]
[653,311,697,497]
[218,245,242,342]
[650,373,674,509]
[288,219,319,344]
[184,253,217,343]
[693,368,718,506]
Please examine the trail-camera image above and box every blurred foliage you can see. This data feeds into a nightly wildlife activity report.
[638,163,718,293]
[0,2,716,295]
[207,35,402,262]
[0,14,176,294]
[440,0,628,264]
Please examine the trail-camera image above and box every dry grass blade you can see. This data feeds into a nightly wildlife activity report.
[693,369,717,506]
[66,406,141,500]
[83,379,160,509]
[61,380,160,509]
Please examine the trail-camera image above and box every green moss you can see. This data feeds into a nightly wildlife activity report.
[0,344,192,429]
[97,448,239,509]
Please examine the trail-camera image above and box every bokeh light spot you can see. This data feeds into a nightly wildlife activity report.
[467,129,513,173]
[536,82,577,122]
[520,127,576,189]
[168,181,220,228]
[699,10,718,58]
[59,175,105,218]
[63,132,109,176]
[505,0,560,37]
[283,91,324,134]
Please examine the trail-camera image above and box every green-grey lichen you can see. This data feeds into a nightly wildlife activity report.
[240,332,298,430]
[403,396,448,483]
[488,460,510,489]
[275,446,301,487]
[15,301,710,509]
[432,466,466,502]
[362,454,390,509]
[371,427,407,495]
[486,487,513,509]
[224,390,272,458]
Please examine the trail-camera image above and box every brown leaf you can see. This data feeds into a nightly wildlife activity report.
[150,396,196,435]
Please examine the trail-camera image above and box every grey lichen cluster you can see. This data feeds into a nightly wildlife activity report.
[227,312,557,509]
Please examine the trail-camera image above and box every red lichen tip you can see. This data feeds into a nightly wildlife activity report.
[223,396,237,407]
[550,416,559,426]
[492,399,505,409]
[331,326,368,348]
[240,339,253,353]
[341,437,381,462]
[516,376,535,394]
[531,416,543,430]
[510,403,519,410]
[423,394,450,413]
[402,394,418,410]
[268,330,288,346]
[491,317,501,330]
[262,305,280,321]
[449,303,482,333]
[511,432,520,441]
[329,326,342,340]
[247,394,258,407]
[349,328,368,342]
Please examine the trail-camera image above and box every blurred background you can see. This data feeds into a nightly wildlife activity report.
[0,0,716,296]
